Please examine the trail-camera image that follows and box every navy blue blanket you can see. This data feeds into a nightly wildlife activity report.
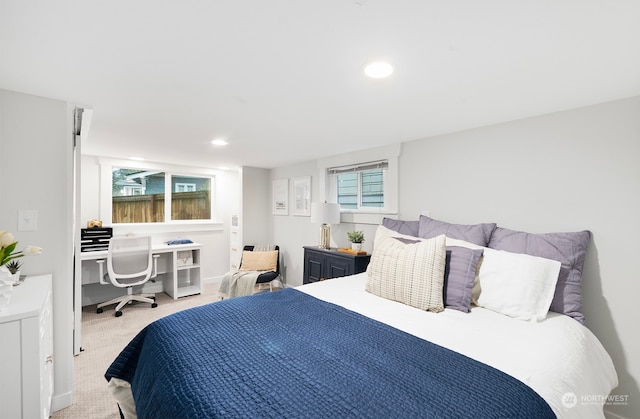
[106,288,555,419]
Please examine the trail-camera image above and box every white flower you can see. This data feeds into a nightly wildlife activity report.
[0,232,16,247]
[23,246,43,255]
[0,230,42,267]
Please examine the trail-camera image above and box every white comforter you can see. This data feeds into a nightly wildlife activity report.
[297,273,618,419]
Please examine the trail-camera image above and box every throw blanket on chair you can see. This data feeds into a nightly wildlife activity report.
[219,270,262,298]
[219,244,278,298]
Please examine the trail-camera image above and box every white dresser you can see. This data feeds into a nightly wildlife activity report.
[0,274,54,419]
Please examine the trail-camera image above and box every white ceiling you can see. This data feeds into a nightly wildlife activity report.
[2,1,639,170]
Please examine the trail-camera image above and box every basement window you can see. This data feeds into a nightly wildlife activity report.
[328,160,388,212]
[111,168,213,223]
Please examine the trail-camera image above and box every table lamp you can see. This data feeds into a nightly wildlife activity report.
[310,202,340,249]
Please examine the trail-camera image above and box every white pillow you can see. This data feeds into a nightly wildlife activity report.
[366,235,447,312]
[373,224,422,250]
[374,225,473,248]
[475,248,561,321]
[445,236,485,250]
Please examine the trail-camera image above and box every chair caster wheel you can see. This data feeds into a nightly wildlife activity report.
[97,307,103,314]
[151,303,158,308]
[115,311,123,317]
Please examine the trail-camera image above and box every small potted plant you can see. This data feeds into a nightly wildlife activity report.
[6,260,22,283]
[347,230,365,251]
[1,229,43,286]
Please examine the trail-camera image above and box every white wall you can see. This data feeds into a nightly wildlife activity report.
[0,89,75,411]
[240,166,271,246]
[271,96,640,418]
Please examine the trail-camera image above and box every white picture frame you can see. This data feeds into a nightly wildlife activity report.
[293,176,311,216]
[272,179,289,215]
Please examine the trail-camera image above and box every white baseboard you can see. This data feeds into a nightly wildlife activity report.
[204,275,223,284]
[51,390,73,414]
[82,276,224,306]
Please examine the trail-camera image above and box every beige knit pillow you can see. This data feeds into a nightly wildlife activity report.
[366,235,447,312]
[240,250,278,272]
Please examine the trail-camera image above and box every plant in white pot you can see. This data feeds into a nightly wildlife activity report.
[5,260,22,284]
[347,230,365,251]
[0,229,43,286]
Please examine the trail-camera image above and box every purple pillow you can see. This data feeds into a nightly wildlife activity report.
[444,246,484,313]
[418,215,496,246]
[487,227,591,323]
[382,218,419,237]
[392,237,483,313]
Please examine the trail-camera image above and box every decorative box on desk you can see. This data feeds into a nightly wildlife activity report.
[303,246,371,284]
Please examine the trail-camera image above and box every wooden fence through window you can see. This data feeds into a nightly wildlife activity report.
[112,191,210,223]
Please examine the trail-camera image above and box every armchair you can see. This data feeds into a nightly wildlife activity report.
[243,245,281,292]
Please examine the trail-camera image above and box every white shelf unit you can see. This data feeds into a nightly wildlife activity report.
[230,213,241,270]
[0,274,53,419]
[163,245,203,299]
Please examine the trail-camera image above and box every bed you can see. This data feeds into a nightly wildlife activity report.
[106,218,618,419]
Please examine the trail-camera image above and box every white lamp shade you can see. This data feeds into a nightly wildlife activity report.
[310,202,340,225]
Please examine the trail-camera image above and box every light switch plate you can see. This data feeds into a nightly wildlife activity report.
[18,209,38,231]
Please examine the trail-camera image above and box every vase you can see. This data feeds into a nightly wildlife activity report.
[351,243,362,251]
[0,268,13,311]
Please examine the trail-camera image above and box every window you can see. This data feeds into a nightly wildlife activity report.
[123,185,143,195]
[329,160,388,211]
[170,176,211,221]
[318,144,399,223]
[175,183,196,192]
[112,170,165,223]
[111,168,212,223]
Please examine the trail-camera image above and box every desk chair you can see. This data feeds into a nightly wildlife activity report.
[96,236,159,317]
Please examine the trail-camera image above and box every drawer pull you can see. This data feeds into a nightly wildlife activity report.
[46,355,54,364]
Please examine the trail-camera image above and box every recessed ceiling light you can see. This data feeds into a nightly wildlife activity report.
[129,156,145,161]
[211,139,228,146]
[364,61,394,79]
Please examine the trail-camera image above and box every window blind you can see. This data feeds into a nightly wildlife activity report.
[327,160,388,175]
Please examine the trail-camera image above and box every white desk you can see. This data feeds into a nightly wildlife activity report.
[80,242,203,303]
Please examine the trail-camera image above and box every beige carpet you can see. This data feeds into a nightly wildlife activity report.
[52,282,239,418]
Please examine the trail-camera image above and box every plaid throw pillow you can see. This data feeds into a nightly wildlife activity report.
[366,235,446,312]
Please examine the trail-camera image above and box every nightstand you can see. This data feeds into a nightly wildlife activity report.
[303,246,371,284]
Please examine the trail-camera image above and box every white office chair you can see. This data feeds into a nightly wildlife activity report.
[96,236,159,317]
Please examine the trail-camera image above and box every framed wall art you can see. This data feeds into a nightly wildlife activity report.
[272,179,289,215]
[293,176,311,216]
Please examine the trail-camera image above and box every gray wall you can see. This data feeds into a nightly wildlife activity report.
[271,96,640,418]
[0,89,75,411]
